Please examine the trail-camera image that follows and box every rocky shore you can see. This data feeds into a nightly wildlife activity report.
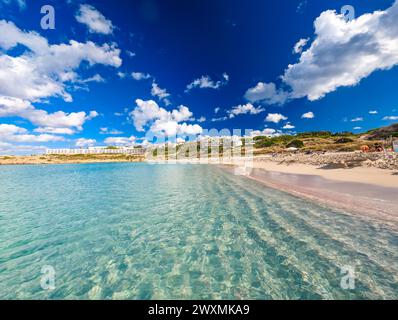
[256,151,398,171]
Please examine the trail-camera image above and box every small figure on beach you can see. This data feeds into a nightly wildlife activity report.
[361,145,370,153]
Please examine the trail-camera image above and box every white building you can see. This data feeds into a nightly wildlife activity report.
[46,146,145,155]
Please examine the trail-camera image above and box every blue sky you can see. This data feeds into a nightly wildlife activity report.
[0,0,398,154]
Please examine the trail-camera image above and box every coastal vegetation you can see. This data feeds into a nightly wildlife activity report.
[363,123,398,139]
[253,124,398,155]
[0,124,396,166]
[286,139,305,149]
[0,154,144,165]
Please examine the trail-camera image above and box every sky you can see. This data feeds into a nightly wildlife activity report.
[0,0,398,154]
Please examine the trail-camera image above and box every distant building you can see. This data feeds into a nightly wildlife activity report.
[393,140,398,153]
[46,146,145,155]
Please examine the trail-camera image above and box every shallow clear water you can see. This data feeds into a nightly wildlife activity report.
[0,163,397,300]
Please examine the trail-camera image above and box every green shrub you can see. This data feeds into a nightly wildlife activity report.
[286,139,304,148]
[254,138,275,148]
[271,135,294,144]
[297,131,332,139]
[335,137,354,144]
[334,131,354,137]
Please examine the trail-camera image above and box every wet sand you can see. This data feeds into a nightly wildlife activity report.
[217,162,398,228]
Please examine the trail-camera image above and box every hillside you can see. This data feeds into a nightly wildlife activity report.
[148,124,397,159]
[361,123,398,140]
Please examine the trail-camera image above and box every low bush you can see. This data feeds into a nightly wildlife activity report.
[286,139,304,148]
[335,137,354,144]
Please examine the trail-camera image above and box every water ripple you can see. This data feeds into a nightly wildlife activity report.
[0,163,397,299]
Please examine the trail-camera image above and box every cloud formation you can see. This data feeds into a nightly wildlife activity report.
[0,97,98,133]
[186,73,229,92]
[228,103,265,118]
[131,99,202,137]
[245,1,398,104]
[0,20,121,103]
[265,113,288,123]
[282,123,295,129]
[100,127,123,135]
[151,82,171,105]
[383,116,398,121]
[104,136,136,146]
[293,38,309,54]
[301,111,315,119]
[0,124,64,143]
[76,138,96,148]
[244,82,289,105]
[76,4,114,34]
[250,128,281,137]
[0,20,118,141]
[132,72,151,81]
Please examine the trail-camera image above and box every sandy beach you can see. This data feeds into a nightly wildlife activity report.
[218,156,398,228]
[0,154,144,165]
[248,159,398,188]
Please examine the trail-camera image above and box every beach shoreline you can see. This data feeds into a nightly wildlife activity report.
[2,153,398,227]
[217,159,398,228]
[0,154,144,165]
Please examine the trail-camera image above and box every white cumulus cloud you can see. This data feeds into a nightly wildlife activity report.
[0,124,64,143]
[228,103,265,118]
[130,99,202,137]
[244,82,289,105]
[0,20,121,103]
[301,111,315,119]
[0,96,98,132]
[104,136,136,146]
[250,128,281,137]
[293,38,309,54]
[0,20,117,144]
[245,1,398,104]
[265,113,288,123]
[283,123,295,129]
[75,4,114,35]
[186,73,229,92]
[76,138,96,148]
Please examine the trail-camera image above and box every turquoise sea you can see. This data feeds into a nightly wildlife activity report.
[0,163,397,299]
